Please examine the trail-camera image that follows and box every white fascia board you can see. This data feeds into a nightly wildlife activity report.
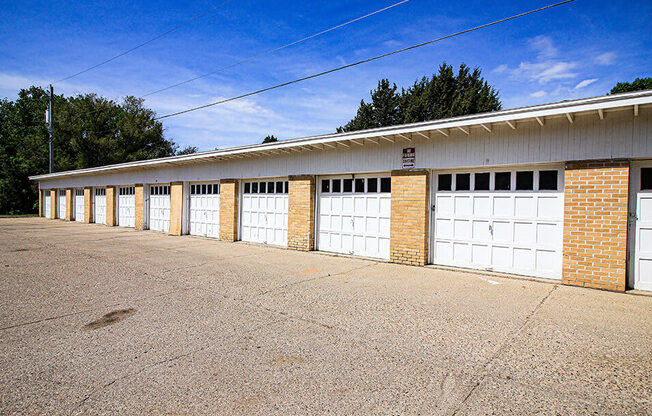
[30,90,652,181]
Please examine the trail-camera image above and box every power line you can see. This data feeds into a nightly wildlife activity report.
[53,0,236,84]
[155,0,574,120]
[142,0,410,97]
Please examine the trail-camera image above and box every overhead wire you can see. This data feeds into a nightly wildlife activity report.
[154,0,574,120]
[141,0,410,97]
[53,0,236,84]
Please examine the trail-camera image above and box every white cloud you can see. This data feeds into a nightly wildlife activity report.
[574,78,598,89]
[530,90,547,98]
[595,52,615,65]
[530,35,558,58]
[492,64,508,73]
[515,61,578,83]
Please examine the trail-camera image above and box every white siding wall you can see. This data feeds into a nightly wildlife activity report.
[38,109,651,189]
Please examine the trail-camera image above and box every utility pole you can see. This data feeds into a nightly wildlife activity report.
[46,84,54,173]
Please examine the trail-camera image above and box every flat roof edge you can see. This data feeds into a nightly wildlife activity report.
[30,90,652,181]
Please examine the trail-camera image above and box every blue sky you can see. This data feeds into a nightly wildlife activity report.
[1,0,650,150]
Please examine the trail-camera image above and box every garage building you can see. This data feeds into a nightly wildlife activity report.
[31,91,652,292]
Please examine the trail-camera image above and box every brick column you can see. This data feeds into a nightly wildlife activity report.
[563,160,629,292]
[65,189,74,221]
[288,175,315,251]
[390,170,430,266]
[50,189,57,219]
[84,187,94,223]
[106,186,116,226]
[39,189,43,217]
[134,184,144,230]
[169,182,184,236]
[219,179,239,242]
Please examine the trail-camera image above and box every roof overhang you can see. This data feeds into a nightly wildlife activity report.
[30,89,652,181]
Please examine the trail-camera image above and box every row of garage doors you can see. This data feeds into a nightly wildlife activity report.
[41,164,652,290]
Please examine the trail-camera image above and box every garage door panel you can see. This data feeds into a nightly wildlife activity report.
[473,221,491,240]
[492,246,511,267]
[537,196,562,219]
[189,183,220,239]
[473,197,491,217]
[472,244,491,266]
[433,167,563,279]
[493,197,513,217]
[515,197,536,217]
[454,196,472,215]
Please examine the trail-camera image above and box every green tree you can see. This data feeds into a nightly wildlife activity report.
[337,79,402,132]
[0,86,178,215]
[610,77,652,94]
[338,63,501,132]
[262,135,278,143]
[176,145,198,155]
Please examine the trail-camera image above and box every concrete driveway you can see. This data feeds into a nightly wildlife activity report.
[0,218,650,415]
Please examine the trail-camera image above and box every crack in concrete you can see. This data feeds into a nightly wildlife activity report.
[258,262,379,296]
[68,317,284,415]
[0,287,195,331]
[450,285,558,415]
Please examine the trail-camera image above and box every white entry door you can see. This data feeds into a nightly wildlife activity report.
[149,185,170,233]
[44,191,51,217]
[118,186,136,228]
[431,167,564,279]
[58,190,66,219]
[189,183,220,238]
[630,163,652,291]
[241,180,288,246]
[75,189,84,222]
[94,188,106,225]
[317,175,391,259]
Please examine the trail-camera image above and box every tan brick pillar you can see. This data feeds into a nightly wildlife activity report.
[50,189,57,219]
[288,175,315,251]
[106,186,116,226]
[38,189,43,217]
[65,189,74,221]
[390,170,430,266]
[134,184,144,230]
[169,182,184,236]
[562,160,629,292]
[84,187,94,223]
[219,179,239,242]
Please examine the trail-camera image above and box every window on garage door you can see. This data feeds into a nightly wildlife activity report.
[241,180,288,246]
[318,175,391,259]
[432,167,563,279]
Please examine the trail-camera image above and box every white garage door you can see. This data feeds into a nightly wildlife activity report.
[241,180,288,246]
[431,167,564,279]
[190,183,220,238]
[118,186,136,228]
[317,175,391,260]
[630,163,652,291]
[94,188,106,225]
[44,191,51,217]
[75,189,84,222]
[149,185,170,233]
[58,190,66,219]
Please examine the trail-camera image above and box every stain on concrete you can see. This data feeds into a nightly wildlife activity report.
[84,308,136,330]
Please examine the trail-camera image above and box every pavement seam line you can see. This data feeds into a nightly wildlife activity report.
[450,285,559,416]
[257,262,379,296]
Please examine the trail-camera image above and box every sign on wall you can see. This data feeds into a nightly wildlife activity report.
[402,147,415,169]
